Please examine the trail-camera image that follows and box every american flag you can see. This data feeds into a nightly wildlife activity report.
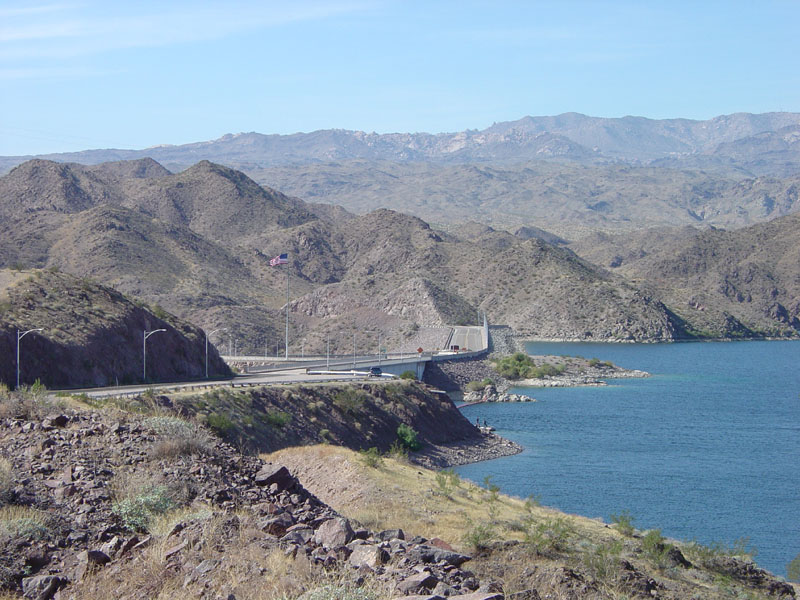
[269,253,288,266]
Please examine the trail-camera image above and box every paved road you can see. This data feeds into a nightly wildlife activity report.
[449,326,484,352]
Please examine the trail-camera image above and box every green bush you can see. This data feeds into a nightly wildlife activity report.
[466,378,494,392]
[145,416,213,457]
[0,458,14,506]
[434,468,461,498]
[399,370,416,380]
[359,447,382,468]
[462,518,496,552]
[206,412,234,436]
[264,410,291,428]
[584,539,623,580]
[524,517,575,554]
[642,528,672,568]
[112,485,175,532]
[333,388,366,415]
[396,423,421,450]
[493,353,565,379]
[0,506,48,539]
[610,509,636,536]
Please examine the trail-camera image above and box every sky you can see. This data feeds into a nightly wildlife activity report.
[1,0,798,156]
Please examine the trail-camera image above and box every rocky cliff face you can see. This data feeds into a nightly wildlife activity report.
[0,270,229,388]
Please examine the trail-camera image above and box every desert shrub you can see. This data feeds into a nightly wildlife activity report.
[462,518,497,552]
[466,378,494,392]
[583,539,624,580]
[396,423,421,450]
[206,412,235,436]
[264,410,291,429]
[145,416,213,457]
[610,509,636,536]
[0,506,48,539]
[524,517,575,554]
[358,447,382,468]
[318,428,331,443]
[332,388,366,415]
[301,582,383,600]
[0,458,14,506]
[494,353,565,379]
[399,370,416,380]
[683,538,757,564]
[588,357,600,367]
[434,469,461,498]
[112,485,176,532]
[642,528,672,568]
[386,440,408,461]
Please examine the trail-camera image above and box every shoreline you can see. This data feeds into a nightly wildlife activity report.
[411,432,523,469]
[517,334,800,344]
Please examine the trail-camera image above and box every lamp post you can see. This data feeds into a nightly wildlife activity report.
[378,333,382,366]
[143,329,166,382]
[205,328,227,379]
[16,328,43,389]
[352,332,356,369]
[326,333,330,370]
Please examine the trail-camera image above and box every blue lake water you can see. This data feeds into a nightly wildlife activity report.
[456,340,800,577]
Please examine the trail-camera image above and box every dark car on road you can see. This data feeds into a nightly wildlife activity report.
[369,367,382,377]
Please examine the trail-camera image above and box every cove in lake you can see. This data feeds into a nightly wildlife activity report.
[456,340,800,578]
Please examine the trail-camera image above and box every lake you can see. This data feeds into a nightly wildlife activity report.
[456,340,800,578]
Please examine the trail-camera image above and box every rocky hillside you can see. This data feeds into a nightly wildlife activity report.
[569,213,800,338]
[0,389,503,600]
[252,160,800,236]
[0,382,795,600]
[0,269,229,388]
[0,159,699,347]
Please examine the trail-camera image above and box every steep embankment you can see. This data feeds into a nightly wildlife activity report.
[0,269,229,388]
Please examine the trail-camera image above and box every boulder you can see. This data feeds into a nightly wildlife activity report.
[348,544,389,569]
[314,517,355,548]
[22,575,64,600]
[396,571,440,594]
[254,465,295,491]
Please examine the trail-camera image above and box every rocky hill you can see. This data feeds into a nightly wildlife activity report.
[0,269,230,388]
[1,158,703,348]
[569,213,800,338]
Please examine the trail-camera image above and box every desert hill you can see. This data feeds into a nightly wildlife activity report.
[569,213,800,337]
[2,158,799,346]
[0,269,230,388]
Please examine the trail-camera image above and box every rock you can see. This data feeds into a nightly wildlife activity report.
[73,549,110,580]
[314,517,354,549]
[449,593,505,600]
[408,544,471,566]
[348,544,389,569]
[376,528,405,541]
[260,511,295,536]
[254,465,295,491]
[22,574,64,600]
[397,571,440,594]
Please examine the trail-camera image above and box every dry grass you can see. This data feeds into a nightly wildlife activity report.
[0,457,12,505]
[0,505,48,538]
[264,445,617,554]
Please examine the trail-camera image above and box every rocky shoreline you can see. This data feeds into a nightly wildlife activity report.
[412,433,523,469]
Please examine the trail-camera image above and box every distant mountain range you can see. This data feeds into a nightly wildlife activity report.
[2,112,799,174]
[3,112,799,238]
[1,157,798,346]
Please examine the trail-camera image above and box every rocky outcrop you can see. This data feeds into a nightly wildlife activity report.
[463,385,534,404]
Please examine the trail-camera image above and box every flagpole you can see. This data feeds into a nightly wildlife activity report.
[285,259,289,360]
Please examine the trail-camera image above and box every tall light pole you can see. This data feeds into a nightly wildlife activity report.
[352,332,356,369]
[326,333,330,370]
[205,327,227,379]
[378,333,382,366]
[16,328,43,390]
[143,329,166,382]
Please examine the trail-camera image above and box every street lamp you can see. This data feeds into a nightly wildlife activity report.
[16,328,43,389]
[143,329,166,382]
[205,328,227,379]
[353,332,356,369]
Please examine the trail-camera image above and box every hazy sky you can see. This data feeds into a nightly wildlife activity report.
[1,0,798,155]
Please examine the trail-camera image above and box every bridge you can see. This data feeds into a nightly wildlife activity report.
[239,319,490,380]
